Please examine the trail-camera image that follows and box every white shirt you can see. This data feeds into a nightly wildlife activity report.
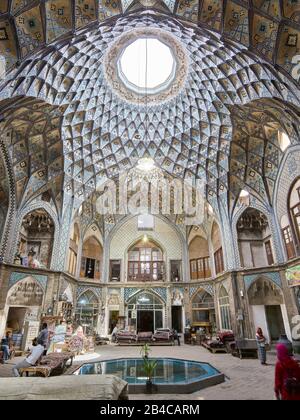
[26,345,44,365]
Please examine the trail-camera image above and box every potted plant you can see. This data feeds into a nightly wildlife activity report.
[143,358,158,394]
[140,343,151,359]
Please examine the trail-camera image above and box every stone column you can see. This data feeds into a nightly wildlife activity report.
[43,272,60,316]
[268,207,285,264]
[219,205,238,271]
[166,286,172,329]
[75,235,83,279]
[213,282,221,330]
[55,201,73,272]
[184,287,192,328]
[208,232,216,278]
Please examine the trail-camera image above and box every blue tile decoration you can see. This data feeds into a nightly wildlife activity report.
[189,284,214,297]
[244,272,282,290]
[77,286,102,298]
[152,288,167,302]
[124,287,167,302]
[9,271,48,291]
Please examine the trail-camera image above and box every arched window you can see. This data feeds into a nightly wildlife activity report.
[280,215,296,260]
[17,209,55,269]
[219,287,231,331]
[289,178,300,254]
[189,236,211,280]
[211,222,224,274]
[192,290,215,330]
[128,239,164,282]
[80,236,103,280]
[127,291,164,333]
[75,290,99,333]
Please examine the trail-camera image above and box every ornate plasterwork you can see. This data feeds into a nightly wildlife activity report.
[2,1,300,84]
[103,28,189,106]
[0,14,298,209]
[9,200,61,270]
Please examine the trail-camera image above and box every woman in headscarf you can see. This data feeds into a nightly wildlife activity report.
[256,327,267,365]
[275,344,300,400]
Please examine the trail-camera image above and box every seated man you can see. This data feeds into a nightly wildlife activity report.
[12,338,44,377]
[1,332,12,363]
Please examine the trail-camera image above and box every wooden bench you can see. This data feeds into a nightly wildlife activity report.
[201,341,228,354]
[19,352,74,378]
[20,366,52,378]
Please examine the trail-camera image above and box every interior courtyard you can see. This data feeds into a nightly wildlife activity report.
[0,0,300,401]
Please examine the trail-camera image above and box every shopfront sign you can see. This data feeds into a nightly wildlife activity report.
[286,265,300,287]
[7,278,44,307]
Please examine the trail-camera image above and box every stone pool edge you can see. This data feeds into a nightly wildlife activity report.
[66,357,226,394]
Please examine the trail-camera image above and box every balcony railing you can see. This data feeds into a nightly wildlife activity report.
[128,261,165,282]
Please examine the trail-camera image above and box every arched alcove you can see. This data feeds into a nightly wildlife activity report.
[189,236,211,280]
[127,290,165,333]
[75,290,99,334]
[218,286,232,331]
[0,276,45,340]
[16,209,55,269]
[237,208,274,268]
[247,277,290,342]
[80,236,103,280]
[191,289,215,333]
[127,238,164,282]
[288,178,300,256]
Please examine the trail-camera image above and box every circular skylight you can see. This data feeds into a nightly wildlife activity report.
[137,157,156,172]
[119,38,176,94]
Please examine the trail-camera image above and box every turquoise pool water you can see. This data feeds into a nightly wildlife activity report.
[74,358,221,385]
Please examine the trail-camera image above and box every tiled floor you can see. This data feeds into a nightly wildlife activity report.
[0,344,277,400]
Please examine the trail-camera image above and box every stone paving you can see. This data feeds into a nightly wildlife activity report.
[0,344,277,400]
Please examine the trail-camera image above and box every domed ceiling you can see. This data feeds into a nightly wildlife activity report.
[1,0,300,83]
[0,1,299,217]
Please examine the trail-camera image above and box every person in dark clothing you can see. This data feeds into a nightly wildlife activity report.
[37,323,49,355]
[1,332,12,363]
[173,329,181,346]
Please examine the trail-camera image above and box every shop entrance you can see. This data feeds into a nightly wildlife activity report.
[172,306,182,333]
[265,305,285,342]
[0,277,44,341]
[109,310,119,334]
[137,311,154,333]
[127,291,164,333]
[248,277,291,342]
[6,307,27,332]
